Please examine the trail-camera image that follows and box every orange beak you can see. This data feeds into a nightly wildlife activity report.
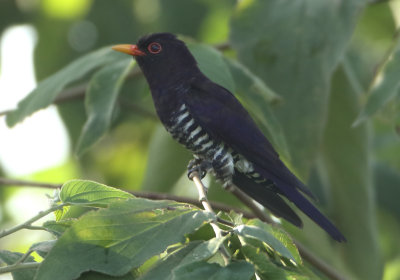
[112,44,146,56]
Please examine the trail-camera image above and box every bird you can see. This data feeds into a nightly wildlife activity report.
[112,32,346,242]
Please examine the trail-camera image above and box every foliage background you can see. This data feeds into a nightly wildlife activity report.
[1,0,400,279]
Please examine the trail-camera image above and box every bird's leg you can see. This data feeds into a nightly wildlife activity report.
[187,157,212,180]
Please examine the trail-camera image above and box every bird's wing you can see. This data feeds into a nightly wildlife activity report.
[184,76,313,198]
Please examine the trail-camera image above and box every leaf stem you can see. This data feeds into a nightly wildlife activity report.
[0,203,66,239]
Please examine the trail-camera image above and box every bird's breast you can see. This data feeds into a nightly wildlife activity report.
[166,104,219,156]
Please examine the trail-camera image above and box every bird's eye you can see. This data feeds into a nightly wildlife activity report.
[148,42,162,54]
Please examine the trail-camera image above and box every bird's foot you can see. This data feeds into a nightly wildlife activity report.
[187,158,211,180]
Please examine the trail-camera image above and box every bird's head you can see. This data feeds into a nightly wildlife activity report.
[112,33,199,88]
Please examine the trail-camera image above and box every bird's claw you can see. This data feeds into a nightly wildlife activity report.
[187,159,211,180]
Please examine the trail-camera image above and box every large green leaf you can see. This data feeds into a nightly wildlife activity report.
[230,0,366,176]
[354,38,400,126]
[171,260,254,280]
[188,42,235,93]
[321,66,382,279]
[59,179,133,205]
[35,198,214,280]
[76,59,134,155]
[139,238,226,280]
[6,47,126,127]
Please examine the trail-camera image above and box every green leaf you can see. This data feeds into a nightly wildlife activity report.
[6,47,127,127]
[188,42,235,93]
[230,0,366,176]
[354,38,400,126]
[139,238,226,280]
[141,124,191,192]
[35,198,214,280]
[240,245,287,280]
[76,58,134,156]
[234,224,295,262]
[59,179,133,205]
[320,66,382,279]
[0,250,37,280]
[172,260,254,280]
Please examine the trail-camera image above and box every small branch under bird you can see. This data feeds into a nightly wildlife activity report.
[112,33,346,242]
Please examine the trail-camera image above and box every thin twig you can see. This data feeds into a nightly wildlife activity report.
[190,171,231,264]
[0,203,66,239]
[0,177,61,189]
[14,250,34,266]
[0,262,40,274]
[227,183,347,280]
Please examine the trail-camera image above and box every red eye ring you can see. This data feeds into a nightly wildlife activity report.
[148,42,162,54]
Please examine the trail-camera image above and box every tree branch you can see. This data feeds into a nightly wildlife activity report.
[0,262,40,274]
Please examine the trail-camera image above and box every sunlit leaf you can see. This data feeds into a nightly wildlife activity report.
[76,58,134,156]
[59,179,133,205]
[36,198,214,280]
[6,47,126,127]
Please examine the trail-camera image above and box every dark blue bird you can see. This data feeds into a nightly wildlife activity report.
[112,33,346,242]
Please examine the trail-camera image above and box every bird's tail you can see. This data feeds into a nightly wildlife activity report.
[232,171,302,227]
[254,168,346,242]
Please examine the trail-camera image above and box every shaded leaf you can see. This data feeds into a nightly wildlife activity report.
[76,58,134,155]
[246,219,301,264]
[139,238,226,280]
[321,66,382,279]
[234,224,295,262]
[187,42,235,93]
[30,240,56,258]
[59,179,133,205]
[172,260,254,280]
[230,0,366,176]
[6,47,126,127]
[78,271,135,280]
[240,245,286,280]
[354,38,400,126]
[36,198,214,280]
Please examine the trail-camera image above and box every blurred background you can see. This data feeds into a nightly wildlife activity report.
[0,0,399,279]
